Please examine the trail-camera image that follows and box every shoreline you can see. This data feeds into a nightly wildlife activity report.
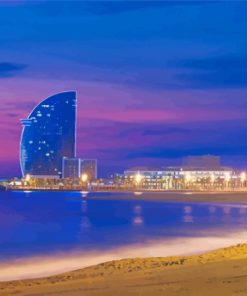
[1,243,247,295]
[1,231,247,282]
[5,189,247,203]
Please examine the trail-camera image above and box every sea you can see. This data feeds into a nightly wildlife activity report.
[0,190,247,280]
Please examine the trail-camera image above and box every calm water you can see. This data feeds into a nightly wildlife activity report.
[0,190,247,262]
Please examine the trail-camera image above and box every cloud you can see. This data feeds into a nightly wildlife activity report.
[173,55,247,89]
[0,62,27,78]
[6,113,19,118]
[4,100,37,112]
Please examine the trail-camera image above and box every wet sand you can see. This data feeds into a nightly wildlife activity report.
[1,243,247,296]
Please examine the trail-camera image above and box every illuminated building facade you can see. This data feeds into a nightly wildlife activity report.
[62,158,97,180]
[62,157,80,179]
[122,165,235,190]
[20,91,77,178]
[79,159,97,181]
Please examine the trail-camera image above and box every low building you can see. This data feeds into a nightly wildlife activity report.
[62,157,80,179]
[121,165,241,190]
[80,159,97,181]
[62,157,97,180]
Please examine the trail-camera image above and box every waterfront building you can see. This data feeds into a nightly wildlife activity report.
[123,167,169,190]
[62,158,97,180]
[80,159,97,181]
[20,91,77,178]
[121,164,237,190]
[62,157,80,179]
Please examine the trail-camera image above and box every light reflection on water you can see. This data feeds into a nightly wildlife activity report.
[1,191,247,262]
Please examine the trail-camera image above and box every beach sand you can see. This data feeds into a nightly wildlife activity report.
[1,243,247,296]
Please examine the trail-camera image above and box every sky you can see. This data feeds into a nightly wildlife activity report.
[1,1,247,177]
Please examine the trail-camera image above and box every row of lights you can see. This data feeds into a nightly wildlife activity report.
[24,171,247,185]
[133,172,247,184]
[24,173,89,182]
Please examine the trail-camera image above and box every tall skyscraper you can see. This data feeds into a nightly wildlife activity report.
[20,91,77,178]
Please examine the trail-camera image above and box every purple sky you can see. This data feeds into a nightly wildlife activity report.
[1,1,247,177]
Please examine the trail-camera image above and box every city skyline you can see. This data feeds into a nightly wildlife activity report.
[1,1,247,178]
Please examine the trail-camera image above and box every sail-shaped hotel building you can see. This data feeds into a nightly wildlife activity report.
[20,91,77,178]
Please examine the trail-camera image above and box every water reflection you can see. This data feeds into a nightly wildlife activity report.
[80,201,91,229]
[80,191,89,198]
[183,206,193,223]
[81,199,87,212]
[133,204,143,226]
[133,205,142,215]
[184,206,192,214]
[133,216,144,225]
[134,192,143,196]
[209,206,217,214]
[24,191,32,198]
[239,207,246,215]
[183,215,194,223]
[80,216,91,229]
[223,206,231,215]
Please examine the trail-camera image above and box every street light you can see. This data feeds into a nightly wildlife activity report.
[210,174,215,183]
[25,174,31,182]
[224,172,231,189]
[240,172,246,183]
[224,172,230,182]
[135,173,142,185]
[185,173,191,183]
[81,173,88,183]
[184,173,191,189]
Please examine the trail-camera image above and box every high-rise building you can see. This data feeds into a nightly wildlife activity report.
[80,159,97,181]
[20,91,77,178]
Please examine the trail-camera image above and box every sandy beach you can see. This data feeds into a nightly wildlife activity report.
[1,243,247,295]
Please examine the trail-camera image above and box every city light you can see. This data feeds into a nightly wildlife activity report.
[240,172,246,183]
[25,174,31,182]
[81,173,88,183]
[224,172,231,182]
[210,174,215,182]
[185,173,191,182]
[135,173,142,184]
